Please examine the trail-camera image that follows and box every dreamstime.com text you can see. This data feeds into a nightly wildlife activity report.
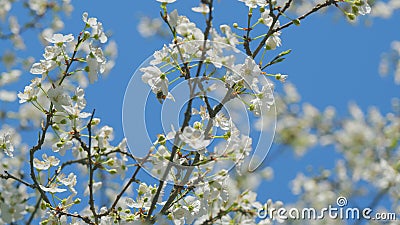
[258,197,398,221]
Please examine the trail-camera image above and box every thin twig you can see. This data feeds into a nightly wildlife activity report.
[200,207,255,225]
[99,151,152,217]
[251,0,288,58]
[59,33,84,85]
[252,0,337,58]
[29,112,53,204]
[275,0,338,33]
[0,171,34,188]
[86,109,98,223]
[243,8,253,56]
[53,209,96,225]
[0,5,54,40]
[26,197,42,225]
[73,110,98,223]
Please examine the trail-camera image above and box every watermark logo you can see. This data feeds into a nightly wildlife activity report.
[258,196,397,222]
[336,196,348,207]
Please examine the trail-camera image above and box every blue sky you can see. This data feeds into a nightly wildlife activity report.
[6,0,398,216]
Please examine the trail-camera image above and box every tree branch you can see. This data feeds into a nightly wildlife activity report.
[252,0,338,58]
[86,109,98,223]
[53,209,96,225]
[147,1,215,220]
[0,171,34,188]
[29,112,53,204]
[276,0,337,32]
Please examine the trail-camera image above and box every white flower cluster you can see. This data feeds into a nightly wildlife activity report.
[0,131,14,157]
[0,0,388,224]
[269,84,400,222]
[380,40,400,85]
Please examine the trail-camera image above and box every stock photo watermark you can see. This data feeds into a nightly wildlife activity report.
[258,196,398,222]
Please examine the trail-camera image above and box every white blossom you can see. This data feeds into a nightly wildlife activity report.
[8,16,19,34]
[356,0,371,15]
[47,86,72,111]
[126,183,158,210]
[82,12,108,43]
[0,0,11,20]
[59,173,77,188]
[84,181,102,196]
[0,186,28,223]
[150,45,171,66]
[0,70,21,87]
[30,59,57,75]
[43,45,62,60]
[228,56,261,86]
[141,65,174,101]
[40,183,67,193]
[44,33,74,44]
[17,81,40,104]
[260,11,273,27]
[0,90,17,102]
[238,0,267,8]
[214,113,230,130]
[265,32,282,50]
[156,0,176,3]
[249,79,274,116]
[0,133,14,157]
[180,126,211,150]
[137,17,163,38]
[86,43,106,83]
[63,105,91,119]
[168,9,179,27]
[51,133,73,155]
[28,0,48,15]
[192,3,211,14]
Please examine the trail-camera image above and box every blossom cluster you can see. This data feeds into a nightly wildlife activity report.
[1,0,394,225]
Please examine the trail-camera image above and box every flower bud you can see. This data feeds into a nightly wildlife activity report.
[108,169,117,174]
[352,5,359,15]
[354,0,364,6]
[249,104,255,111]
[91,118,100,126]
[233,23,239,28]
[83,31,91,40]
[41,202,47,210]
[347,13,356,20]
[105,158,114,166]
[52,124,60,131]
[193,121,203,129]
[157,134,166,145]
